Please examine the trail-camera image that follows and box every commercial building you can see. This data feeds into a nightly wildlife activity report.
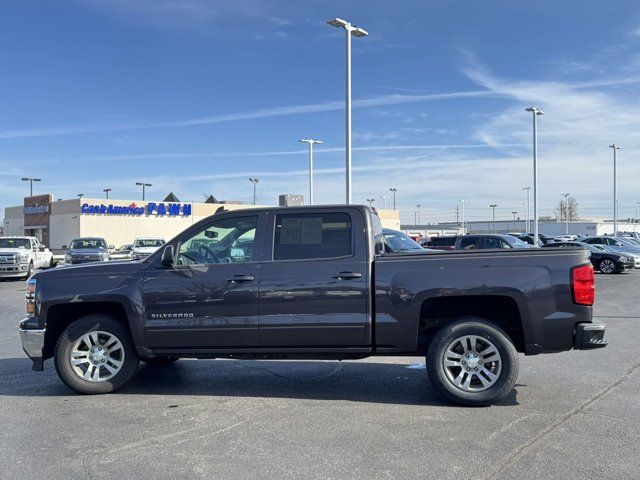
[3,194,400,251]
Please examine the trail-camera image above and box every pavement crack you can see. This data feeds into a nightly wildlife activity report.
[479,360,640,480]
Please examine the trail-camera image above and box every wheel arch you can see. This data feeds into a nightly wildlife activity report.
[43,301,133,359]
[417,295,525,354]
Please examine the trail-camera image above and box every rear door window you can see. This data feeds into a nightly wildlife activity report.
[460,237,480,249]
[273,212,353,261]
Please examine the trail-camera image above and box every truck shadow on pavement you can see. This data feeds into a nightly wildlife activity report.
[0,357,520,407]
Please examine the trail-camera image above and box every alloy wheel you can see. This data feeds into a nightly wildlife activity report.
[442,334,502,392]
[600,259,615,274]
[69,330,125,382]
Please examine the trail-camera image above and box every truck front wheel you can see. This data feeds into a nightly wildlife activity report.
[426,318,518,406]
[54,314,139,394]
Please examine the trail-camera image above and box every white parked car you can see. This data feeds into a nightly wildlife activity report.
[0,236,54,279]
[131,238,165,260]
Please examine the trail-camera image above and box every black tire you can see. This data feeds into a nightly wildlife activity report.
[426,318,519,406]
[54,314,139,394]
[141,356,179,367]
[25,261,34,279]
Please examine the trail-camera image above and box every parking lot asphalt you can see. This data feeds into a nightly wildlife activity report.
[1,271,639,480]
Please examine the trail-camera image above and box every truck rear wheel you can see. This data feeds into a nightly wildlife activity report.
[426,318,518,406]
[54,314,139,394]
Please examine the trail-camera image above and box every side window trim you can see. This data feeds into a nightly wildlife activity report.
[270,211,355,262]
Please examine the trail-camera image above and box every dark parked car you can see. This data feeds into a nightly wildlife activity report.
[455,234,533,250]
[19,206,605,406]
[543,241,634,274]
[512,233,556,245]
[425,235,458,250]
[64,237,112,264]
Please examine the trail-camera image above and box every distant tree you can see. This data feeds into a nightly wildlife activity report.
[555,196,579,221]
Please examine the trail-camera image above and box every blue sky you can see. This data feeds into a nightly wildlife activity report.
[1,0,640,224]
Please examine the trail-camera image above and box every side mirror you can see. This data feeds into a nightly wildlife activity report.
[62,245,68,250]
[38,245,46,252]
[108,244,115,250]
[161,245,175,267]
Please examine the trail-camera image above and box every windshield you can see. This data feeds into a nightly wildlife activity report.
[383,230,423,252]
[617,237,639,247]
[505,235,530,248]
[0,238,30,249]
[134,239,165,248]
[71,238,107,249]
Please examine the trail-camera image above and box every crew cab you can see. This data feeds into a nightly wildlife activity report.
[0,236,54,278]
[18,206,606,406]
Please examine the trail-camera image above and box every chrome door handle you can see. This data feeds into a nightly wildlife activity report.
[332,272,362,280]
[227,275,255,283]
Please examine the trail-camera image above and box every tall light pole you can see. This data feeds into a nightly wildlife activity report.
[522,186,531,233]
[249,178,259,205]
[299,138,323,205]
[609,144,621,235]
[490,204,498,233]
[327,17,368,205]
[380,195,389,210]
[366,198,375,208]
[135,182,152,201]
[561,193,571,235]
[511,211,518,232]
[460,200,466,235]
[21,177,41,197]
[415,204,421,225]
[525,106,543,245]
[389,188,397,209]
[103,188,111,200]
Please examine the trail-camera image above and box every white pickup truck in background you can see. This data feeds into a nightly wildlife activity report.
[0,236,54,279]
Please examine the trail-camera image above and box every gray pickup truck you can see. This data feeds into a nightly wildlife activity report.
[19,205,606,405]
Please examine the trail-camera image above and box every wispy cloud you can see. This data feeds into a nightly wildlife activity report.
[0,90,495,140]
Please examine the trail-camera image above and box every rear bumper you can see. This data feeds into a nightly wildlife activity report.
[574,322,607,349]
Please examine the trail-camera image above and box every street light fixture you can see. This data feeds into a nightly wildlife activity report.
[249,178,259,205]
[525,106,544,246]
[490,204,498,233]
[77,193,84,199]
[135,182,152,201]
[561,193,571,235]
[21,177,42,197]
[389,188,397,210]
[327,17,368,205]
[103,188,112,200]
[299,138,323,205]
[366,198,375,208]
[609,144,621,235]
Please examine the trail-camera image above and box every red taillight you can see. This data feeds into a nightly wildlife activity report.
[572,264,595,306]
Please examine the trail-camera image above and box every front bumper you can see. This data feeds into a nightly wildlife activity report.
[19,317,46,371]
[0,263,30,277]
[574,322,607,350]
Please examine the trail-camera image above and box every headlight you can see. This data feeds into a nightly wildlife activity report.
[19,253,29,263]
[100,253,109,261]
[64,254,72,262]
[619,257,627,262]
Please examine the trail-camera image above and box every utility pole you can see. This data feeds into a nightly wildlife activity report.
[525,106,544,245]
[610,144,621,235]
[389,188,397,209]
[455,205,460,226]
[561,193,571,235]
[415,204,421,225]
[511,211,518,232]
[522,186,531,233]
[380,196,388,210]
[299,138,323,205]
[135,182,152,201]
[21,177,42,197]
[327,18,368,204]
[490,204,498,233]
[460,200,466,235]
[249,178,259,205]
